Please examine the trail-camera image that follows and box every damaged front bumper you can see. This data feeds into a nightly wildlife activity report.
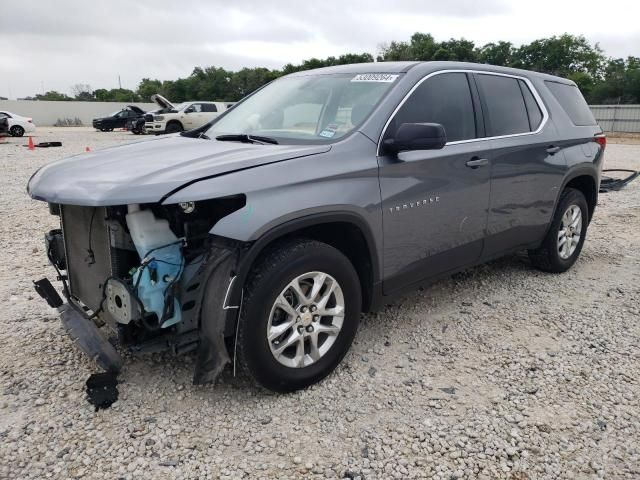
[33,278,122,372]
[59,303,124,372]
[35,203,244,385]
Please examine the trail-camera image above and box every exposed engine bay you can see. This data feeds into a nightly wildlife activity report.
[41,197,245,383]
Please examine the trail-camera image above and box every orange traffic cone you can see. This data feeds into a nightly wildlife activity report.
[28,137,35,150]
[85,146,91,152]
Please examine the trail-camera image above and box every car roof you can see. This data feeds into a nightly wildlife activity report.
[287,62,419,76]
[286,61,573,84]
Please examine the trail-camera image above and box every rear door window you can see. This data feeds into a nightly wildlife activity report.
[388,72,476,142]
[476,74,530,136]
[545,81,596,126]
[201,103,218,113]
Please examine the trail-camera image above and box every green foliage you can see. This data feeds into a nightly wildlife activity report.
[477,41,516,66]
[377,32,636,104]
[137,78,163,102]
[589,56,640,104]
[33,33,638,105]
[512,34,605,79]
[93,88,141,102]
[35,91,73,101]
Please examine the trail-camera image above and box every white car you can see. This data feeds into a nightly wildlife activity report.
[0,111,36,137]
[144,95,227,134]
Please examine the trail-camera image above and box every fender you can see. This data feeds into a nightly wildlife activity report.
[219,210,382,327]
[544,165,599,239]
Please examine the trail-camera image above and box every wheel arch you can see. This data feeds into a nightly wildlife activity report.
[166,119,184,130]
[560,169,598,222]
[539,167,598,245]
[227,211,380,314]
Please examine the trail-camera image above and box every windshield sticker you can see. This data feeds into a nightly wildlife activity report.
[319,124,339,138]
[351,73,399,83]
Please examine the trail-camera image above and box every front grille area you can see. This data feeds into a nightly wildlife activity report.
[61,206,112,311]
[61,206,140,312]
[144,114,154,122]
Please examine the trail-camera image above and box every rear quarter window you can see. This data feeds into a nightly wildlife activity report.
[545,81,596,126]
[518,80,543,131]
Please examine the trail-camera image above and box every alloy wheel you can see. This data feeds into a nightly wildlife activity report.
[267,271,345,368]
[557,204,582,259]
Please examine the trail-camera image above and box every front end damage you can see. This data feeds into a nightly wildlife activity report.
[36,198,246,384]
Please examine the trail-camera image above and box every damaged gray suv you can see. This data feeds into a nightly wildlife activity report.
[28,62,605,392]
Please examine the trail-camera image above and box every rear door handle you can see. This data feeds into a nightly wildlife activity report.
[546,145,561,155]
[465,158,489,168]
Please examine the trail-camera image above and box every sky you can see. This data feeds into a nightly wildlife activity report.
[1,0,639,99]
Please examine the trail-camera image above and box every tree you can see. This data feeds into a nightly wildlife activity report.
[35,91,73,101]
[93,88,140,102]
[25,33,638,105]
[378,33,438,61]
[512,34,606,79]
[590,56,640,104]
[71,84,94,101]
[478,41,515,66]
[137,78,163,102]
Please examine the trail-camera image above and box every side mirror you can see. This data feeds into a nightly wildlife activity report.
[383,123,447,153]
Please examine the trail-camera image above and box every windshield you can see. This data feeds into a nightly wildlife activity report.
[206,73,399,143]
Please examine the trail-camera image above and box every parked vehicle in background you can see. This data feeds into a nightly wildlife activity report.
[126,117,144,135]
[92,106,145,132]
[0,111,36,137]
[145,94,227,134]
[28,61,604,393]
[128,104,177,135]
[126,116,149,135]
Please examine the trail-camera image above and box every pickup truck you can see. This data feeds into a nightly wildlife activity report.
[144,94,227,134]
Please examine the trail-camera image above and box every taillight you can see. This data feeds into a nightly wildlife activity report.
[594,134,606,149]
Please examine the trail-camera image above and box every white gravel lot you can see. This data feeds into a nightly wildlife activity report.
[0,127,639,479]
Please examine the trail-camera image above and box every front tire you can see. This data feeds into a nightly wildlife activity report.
[165,122,183,134]
[10,125,24,137]
[529,188,588,273]
[237,239,362,392]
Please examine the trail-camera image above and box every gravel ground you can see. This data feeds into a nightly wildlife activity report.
[1,128,639,479]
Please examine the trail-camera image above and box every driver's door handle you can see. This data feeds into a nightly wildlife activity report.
[465,158,489,168]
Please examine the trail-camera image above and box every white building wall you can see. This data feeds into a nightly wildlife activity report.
[0,101,157,126]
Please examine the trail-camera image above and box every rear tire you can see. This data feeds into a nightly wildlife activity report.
[165,122,183,134]
[10,125,24,137]
[529,188,588,273]
[237,239,361,393]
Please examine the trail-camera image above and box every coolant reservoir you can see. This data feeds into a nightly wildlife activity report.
[126,206,178,259]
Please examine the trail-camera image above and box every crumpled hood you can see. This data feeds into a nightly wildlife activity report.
[27,135,331,206]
